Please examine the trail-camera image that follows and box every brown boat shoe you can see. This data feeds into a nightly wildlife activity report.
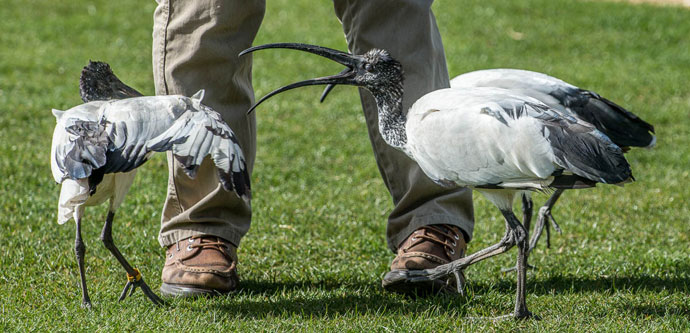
[160,235,239,297]
[382,224,466,295]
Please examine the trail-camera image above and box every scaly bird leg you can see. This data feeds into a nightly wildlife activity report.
[521,194,533,236]
[501,195,535,273]
[501,209,538,320]
[528,189,564,252]
[74,215,92,308]
[100,211,165,305]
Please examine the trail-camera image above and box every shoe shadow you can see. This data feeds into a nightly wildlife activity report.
[182,279,473,318]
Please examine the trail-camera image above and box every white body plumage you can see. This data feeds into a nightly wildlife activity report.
[51,90,250,225]
[406,88,560,190]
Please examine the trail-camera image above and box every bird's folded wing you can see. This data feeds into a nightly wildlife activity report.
[146,109,251,200]
[486,96,632,184]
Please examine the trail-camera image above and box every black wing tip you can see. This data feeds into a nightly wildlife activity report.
[173,155,200,179]
[545,120,635,186]
[218,168,252,202]
[174,154,251,201]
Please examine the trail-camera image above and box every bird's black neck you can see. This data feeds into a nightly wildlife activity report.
[371,83,407,150]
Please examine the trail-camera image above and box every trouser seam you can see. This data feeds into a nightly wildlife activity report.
[158,0,171,95]
[157,0,184,217]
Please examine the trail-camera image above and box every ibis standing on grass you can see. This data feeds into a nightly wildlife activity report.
[239,43,634,319]
[51,62,250,307]
[450,69,655,264]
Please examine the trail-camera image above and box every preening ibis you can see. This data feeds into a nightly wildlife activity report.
[51,62,250,307]
[450,68,655,264]
[240,43,633,319]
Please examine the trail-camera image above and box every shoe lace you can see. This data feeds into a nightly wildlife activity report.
[409,225,461,257]
[188,236,233,259]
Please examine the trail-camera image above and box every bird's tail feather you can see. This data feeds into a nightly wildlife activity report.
[572,92,655,148]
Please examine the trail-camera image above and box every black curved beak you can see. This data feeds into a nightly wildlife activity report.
[239,43,361,114]
[319,84,335,103]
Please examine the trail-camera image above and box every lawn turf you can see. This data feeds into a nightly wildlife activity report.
[0,0,688,330]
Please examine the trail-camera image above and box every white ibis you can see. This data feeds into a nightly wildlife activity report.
[239,43,633,319]
[51,62,250,307]
[450,68,655,265]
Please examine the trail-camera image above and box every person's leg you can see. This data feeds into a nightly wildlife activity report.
[152,0,265,296]
[333,0,474,292]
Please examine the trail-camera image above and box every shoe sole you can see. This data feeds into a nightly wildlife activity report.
[160,283,236,298]
[382,270,456,296]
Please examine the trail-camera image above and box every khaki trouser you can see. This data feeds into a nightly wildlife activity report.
[153,0,474,252]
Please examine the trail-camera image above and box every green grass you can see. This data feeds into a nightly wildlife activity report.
[1,0,689,330]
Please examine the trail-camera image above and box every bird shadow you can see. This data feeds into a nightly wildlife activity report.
[468,273,690,295]
[465,271,690,318]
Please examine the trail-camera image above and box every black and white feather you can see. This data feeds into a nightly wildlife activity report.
[51,62,251,306]
[239,43,637,318]
[450,68,656,149]
[405,87,632,193]
[450,68,653,257]
[52,72,250,225]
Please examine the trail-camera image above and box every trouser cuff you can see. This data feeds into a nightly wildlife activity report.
[158,225,244,248]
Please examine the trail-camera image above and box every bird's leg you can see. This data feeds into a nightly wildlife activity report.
[529,189,564,251]
[406,221,516,294]
[100,211,164,305]
[74,215,91,308]
[502,195,535,272]
[501,209,537,320]
[545,214,551,248]
[521,194,533,237]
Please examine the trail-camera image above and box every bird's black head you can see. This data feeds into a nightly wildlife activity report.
[80,60,143,102]
[352,49,403,96]
[239,43,403,113]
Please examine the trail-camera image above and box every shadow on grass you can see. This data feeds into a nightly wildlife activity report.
[465,273,690,295]
[177,271,690,319]
[179,279,476,318]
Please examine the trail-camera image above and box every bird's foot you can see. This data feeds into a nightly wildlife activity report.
[538,207,561,234]
[548,212,562,234]
[514,309,541,321]
[452,268,466,296]
[514,226,528,245]
[81,298,92,309]
[118,268,165,305]
[537,206,561,249]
